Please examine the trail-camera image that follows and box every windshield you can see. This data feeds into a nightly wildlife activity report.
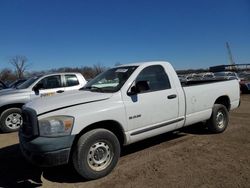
[81,66,138,93]
[0,81,7,89]
[16,76,42,89]
[9,79,26,88]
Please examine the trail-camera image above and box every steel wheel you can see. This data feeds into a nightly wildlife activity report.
[0,108,23,132]
[73,128,120,180]
[5,113,23,130]
[216,111,225,129]
[87,141,114,171]
[206,104,229,133]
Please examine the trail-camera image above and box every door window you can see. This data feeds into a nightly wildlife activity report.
[136,65,171,92]
[65,74,79,86]
[37,75,62,89]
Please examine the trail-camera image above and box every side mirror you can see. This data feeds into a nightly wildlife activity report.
[127,81,150,96]
[127,85,138,96]
[33,83,44,94]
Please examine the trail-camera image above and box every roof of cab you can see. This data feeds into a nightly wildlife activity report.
[116,61,171,67]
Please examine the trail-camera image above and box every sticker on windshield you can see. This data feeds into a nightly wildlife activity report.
[116,69,128,73]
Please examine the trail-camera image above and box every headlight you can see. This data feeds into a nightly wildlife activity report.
[39,116,74,137]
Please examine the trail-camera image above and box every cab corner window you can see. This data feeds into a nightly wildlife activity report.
[65,75,79,87]
[136,65,171,92]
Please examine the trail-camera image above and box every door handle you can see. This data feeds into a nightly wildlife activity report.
[167,94,177,99]
[56,90,64,93]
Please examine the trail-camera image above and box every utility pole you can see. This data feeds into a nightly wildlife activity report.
[226,42,236,71]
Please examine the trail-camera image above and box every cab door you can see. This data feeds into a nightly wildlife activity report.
[122,65,179,133]
[31,75,64,99]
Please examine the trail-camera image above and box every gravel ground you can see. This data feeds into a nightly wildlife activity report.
[0,95,249,188]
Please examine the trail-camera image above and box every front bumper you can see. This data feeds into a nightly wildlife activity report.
[19,134,75,167]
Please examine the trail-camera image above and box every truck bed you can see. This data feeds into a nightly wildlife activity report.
[182,79,240,127]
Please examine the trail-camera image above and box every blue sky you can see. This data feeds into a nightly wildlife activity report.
[0,0,249,71]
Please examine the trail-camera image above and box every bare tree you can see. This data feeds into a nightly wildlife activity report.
[81,66,96,79]
[114,62,122,66]
[9,55,28,79]
[93,63,106,76]
[0,68,16,82]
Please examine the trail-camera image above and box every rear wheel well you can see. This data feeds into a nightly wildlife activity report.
[214,96,230,111]
[0,103,24,115]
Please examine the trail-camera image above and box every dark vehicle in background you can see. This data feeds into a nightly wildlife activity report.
[239,73,250,93]
[0,79,27,90]
[0,81,7,90]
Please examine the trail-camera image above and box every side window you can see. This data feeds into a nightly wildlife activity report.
[37,75,62,89]
[65,74,79,87]
[136,65,171,92]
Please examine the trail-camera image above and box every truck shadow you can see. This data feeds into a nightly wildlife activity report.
[180,122,211,135]
[0,144,83,187]
[41,131,189,184]
[0,144,43,187]
[121,131,186,156]
[0,124,209,186]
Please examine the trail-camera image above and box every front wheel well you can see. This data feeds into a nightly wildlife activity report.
[72,120,125,151]
[214,96,230,111]
[0,103,24,115]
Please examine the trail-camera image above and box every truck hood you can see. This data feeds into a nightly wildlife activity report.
[0,88,30,96]
[25,90,113,115]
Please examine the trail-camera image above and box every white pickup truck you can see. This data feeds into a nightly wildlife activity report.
[19,61,240,180]
[0,72,86,132]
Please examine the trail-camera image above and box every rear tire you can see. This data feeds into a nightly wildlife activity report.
[0,108,22,133]
[72,129,120,180]
[206,104,229,133]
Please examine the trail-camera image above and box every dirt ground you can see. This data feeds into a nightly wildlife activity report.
[0,95,249,188]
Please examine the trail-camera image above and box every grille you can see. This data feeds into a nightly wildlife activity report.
[20,107,39,138]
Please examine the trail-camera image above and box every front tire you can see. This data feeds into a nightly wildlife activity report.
[0,108,23,133]
[206,104,229,133]
[72,129,120,180]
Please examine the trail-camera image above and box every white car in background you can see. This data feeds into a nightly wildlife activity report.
[0,72,86,132]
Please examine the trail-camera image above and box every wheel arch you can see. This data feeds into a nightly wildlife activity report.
[72,120,126,151]
[0,103,24,115]
[214,96,231,111]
